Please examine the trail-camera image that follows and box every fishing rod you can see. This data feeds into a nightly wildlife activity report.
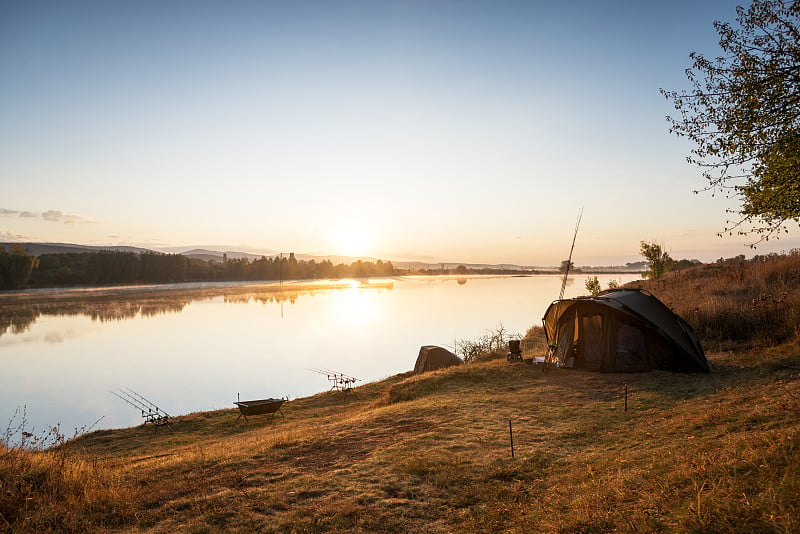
[559,207,583,301]
[124,387,171,417]
[308,368,359,390]
[111,388,171,426]
[110,389,149,412]
[309,367,358,381]
[546,207,583,366]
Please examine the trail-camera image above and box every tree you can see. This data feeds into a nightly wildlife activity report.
[0,246,39,290]
[585,276,602,296]
[662,0,800,241]
[640,241,675,279]
[673,258,703,270]
[559,260,574,274]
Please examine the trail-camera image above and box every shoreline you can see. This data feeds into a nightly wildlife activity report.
[0,271,644,299]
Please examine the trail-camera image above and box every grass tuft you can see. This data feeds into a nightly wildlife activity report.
[0,443,138,532]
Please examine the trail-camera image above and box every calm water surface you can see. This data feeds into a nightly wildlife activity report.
[0,274,638,440]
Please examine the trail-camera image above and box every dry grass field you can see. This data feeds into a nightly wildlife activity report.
[2,253,799,533]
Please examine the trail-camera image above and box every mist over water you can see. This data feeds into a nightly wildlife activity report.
[1,274,639,441]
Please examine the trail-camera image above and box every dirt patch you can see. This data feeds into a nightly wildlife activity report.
[276,416,435,471]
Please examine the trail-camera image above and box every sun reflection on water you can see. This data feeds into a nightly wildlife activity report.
[329,282,382,328]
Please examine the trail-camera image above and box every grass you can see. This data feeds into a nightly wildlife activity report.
[2,255,800,532]
[628,252,800,349]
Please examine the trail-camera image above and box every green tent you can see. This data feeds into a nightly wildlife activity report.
[414,345,462,374]
[543,289,710,373]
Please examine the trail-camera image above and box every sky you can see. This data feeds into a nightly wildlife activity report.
[2,0,799,267]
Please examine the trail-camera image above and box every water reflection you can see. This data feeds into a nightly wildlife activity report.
[1,274,638,439]
[43,329,80,345]
[0,279,395,338]
[0,293,192,336]
[0,307,38,336]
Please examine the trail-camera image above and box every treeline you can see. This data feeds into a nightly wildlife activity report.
[0,247,395,290]
[0,246,39,290]
[416,265,535,275]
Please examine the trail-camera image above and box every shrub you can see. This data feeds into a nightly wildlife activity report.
[454,324,519,363]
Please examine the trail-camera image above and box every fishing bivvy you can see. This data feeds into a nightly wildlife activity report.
[543,288,710,373]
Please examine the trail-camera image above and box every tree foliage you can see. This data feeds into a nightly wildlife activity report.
[640,241,675,280]
[585,276,602,296]
[19,251,395,289]
[662,0,800,241]
[0,246,39,290]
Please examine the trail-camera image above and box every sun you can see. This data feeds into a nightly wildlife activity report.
[334,225,373,258]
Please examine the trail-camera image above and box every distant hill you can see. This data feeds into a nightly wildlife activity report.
[178,248,389,266]
[1,242,385,265]
[1,242,644,272]
[179,249,265,262]
[176,251,538,271]
[0,242,156,256]
[392,261,539,272]
[1,242,398,267]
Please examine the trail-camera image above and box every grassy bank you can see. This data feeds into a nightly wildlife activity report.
[2,255,799,533]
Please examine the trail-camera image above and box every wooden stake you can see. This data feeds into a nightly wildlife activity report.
[624,383,628,412]
[509,419,515,458]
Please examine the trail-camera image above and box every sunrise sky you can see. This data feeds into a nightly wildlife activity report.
[2,0,798,266]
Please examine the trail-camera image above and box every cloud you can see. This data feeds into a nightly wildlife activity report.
[0,230,29,240]
[42,209,92,225]
[1,207,92,225]
[41,209,64,222]
[62,214,87,225]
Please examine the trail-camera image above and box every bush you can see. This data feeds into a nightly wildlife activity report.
[455,324,519,363]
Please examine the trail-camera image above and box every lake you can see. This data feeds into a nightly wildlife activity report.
[0,274,638,442]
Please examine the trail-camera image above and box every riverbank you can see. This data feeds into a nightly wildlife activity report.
[3,341,798,532]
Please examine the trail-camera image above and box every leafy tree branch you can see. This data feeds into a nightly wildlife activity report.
[662,0,800,242]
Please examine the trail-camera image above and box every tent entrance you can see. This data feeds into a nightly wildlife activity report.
[615,322,649,372]
[553,309,576,367]
[579,314,604,371]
